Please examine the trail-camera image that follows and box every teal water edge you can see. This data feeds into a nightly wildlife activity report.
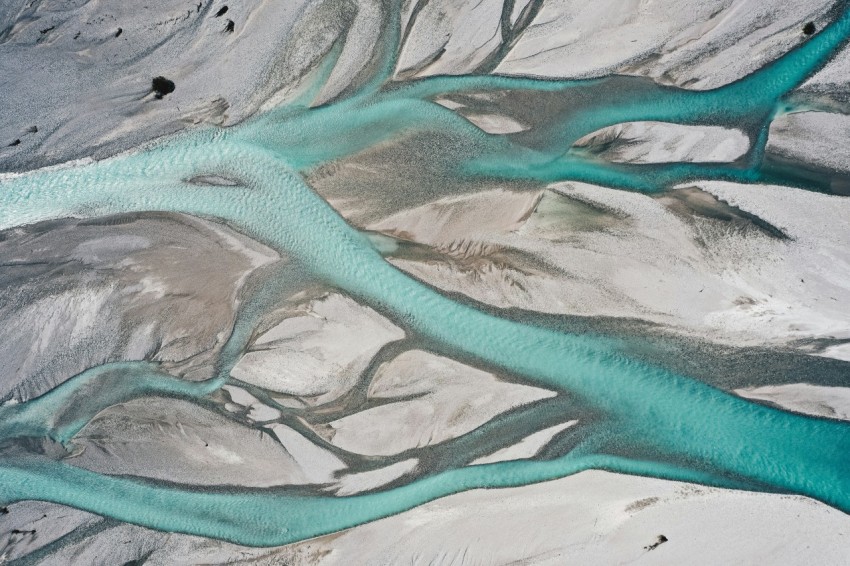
[1,2,850,547]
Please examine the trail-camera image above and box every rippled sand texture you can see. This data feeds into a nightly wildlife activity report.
[2,0,850,563]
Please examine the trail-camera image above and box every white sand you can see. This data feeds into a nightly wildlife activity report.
[69,397,325,488]
[280,470,850,565]
[471,420,577,465]
[736,383,850,421]
[330,459,419,496]
[314,349,556,456]
[767,110,850,174]
[494,0,833,89]
[0,214,277,402]
[230,293,404,403]
[572,121,750,163]
[373,181,850,357]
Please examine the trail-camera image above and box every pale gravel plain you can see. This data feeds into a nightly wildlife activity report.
[312,349,557,457]
[0,213,278,402]
[736,383,850,421]
[375,180,850,352]
[493,0,837,88]
[470,420,578,465]
[230,292,405,403]
[571,121,751,164]
[767,110,850,187]
[1,0,850,563]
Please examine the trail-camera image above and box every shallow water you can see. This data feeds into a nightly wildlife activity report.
[1,3,850,547]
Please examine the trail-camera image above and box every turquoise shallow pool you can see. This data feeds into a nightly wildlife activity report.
[1,3,850,547]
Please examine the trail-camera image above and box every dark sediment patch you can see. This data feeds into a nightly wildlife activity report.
[307,129,544,226]
[656,186,789,239]
[571,124,629,156]
[187,174,241,186]
[644,535,668,551]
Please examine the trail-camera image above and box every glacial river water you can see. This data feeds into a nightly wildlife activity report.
[1,3,850,547]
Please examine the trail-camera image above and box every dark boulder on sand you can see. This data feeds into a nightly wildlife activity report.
[152,76,176,99]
